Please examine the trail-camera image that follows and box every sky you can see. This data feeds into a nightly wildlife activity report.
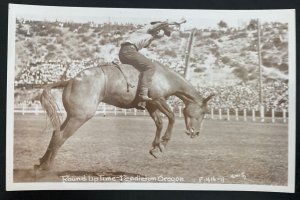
[10,4,293,30]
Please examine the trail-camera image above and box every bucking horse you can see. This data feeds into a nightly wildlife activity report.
[35,61,213,171]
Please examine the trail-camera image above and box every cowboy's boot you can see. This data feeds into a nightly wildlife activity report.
[138,87,152,101]
[136,88,152,110]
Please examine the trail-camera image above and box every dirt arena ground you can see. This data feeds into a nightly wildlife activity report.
[12,114,288,185]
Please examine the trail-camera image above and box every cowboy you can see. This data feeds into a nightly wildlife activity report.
[119,22,172,108]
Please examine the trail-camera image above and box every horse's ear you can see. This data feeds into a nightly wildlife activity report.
[202,94,215,106]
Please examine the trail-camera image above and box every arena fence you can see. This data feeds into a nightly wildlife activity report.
[14,102,288,123]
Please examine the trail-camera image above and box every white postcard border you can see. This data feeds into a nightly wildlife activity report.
[6,4,296,192]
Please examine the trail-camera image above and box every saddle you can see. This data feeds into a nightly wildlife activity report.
[112,62,149,110]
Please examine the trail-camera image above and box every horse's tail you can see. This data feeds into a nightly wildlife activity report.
[40,81,69,131]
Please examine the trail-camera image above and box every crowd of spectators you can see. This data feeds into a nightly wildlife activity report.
[15,59,103,85]
[197,81,288,110]
[16,61,65,85]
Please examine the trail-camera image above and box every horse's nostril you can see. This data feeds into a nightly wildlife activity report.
[195,132,200,136]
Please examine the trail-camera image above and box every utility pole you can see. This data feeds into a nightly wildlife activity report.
[257,19,264,122]
[184,29,195,80]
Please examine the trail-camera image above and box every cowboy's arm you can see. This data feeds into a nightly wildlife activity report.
[143,30,166,48]
[125,23,170,50]
[126,33,155,50]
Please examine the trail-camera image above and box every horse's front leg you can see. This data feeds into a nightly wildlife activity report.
[155,100,175,148]
[146,104,164,158]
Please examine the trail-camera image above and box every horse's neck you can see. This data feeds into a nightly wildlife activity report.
[168,71,202,104]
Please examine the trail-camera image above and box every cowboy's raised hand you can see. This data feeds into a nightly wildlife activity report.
[154,30,165,38]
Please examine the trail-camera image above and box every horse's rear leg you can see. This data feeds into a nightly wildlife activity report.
[35,115,90,171]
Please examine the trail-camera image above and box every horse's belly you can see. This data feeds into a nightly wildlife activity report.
[102,87,138,109]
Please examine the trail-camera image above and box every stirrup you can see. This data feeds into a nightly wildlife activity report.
[137,101,147,110]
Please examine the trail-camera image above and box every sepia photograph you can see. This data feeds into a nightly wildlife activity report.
[6,4,295,192]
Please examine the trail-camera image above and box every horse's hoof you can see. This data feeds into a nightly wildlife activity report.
[33,165,47,179]
[34,164,40,170]
[34,164,47,173]
[34,165,41,174]
[149,149,158,158]
[34,162,51,171]
[149,147,163,159]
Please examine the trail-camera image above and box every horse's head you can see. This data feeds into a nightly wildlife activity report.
[183,94,214,138]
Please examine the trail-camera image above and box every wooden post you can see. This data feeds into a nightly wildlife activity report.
[211,108,214,119]
[35,104,39,115]
[184,29,195,80]
[179,106,182,117]
[143,110,146,116]
[260,105,265,122]
[219,108,222,120]
[257,19,265,123]
[252,109,256,122]
[22,103,26,115]
[114,107,117,116]
[243,109,247,121]
[227,108,230,121]
[134,108,137,116]
[170,106,175,117]
[235,108,239,121]
[103,103,106,117]
[272,108,275,123]
[124,109,127,116]
[283,109,287,123]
